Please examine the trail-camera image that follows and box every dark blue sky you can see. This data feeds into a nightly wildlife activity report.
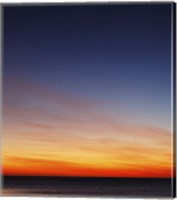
[3,3,172,129]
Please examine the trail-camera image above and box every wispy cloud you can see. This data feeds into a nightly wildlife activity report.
[2,75,173,177]
[3,75,97,112]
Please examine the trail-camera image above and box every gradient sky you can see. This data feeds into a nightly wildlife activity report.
[3,3,174,177]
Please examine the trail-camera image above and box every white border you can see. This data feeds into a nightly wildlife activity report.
[0,0,176,200]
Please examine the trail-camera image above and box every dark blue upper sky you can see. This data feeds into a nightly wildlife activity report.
[3,3,172,129]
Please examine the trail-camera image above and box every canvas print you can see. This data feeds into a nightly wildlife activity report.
[1,2,176,198]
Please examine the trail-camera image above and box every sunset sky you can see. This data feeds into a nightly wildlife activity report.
[3,3,174,178]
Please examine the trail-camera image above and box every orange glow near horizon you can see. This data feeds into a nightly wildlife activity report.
[3,122,174,178]
[2,77,174,178]
[3,154,174,178]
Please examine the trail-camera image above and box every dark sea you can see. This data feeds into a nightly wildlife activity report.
[1,176,175,198]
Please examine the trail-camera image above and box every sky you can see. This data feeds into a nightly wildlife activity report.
[2,3,174,178]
